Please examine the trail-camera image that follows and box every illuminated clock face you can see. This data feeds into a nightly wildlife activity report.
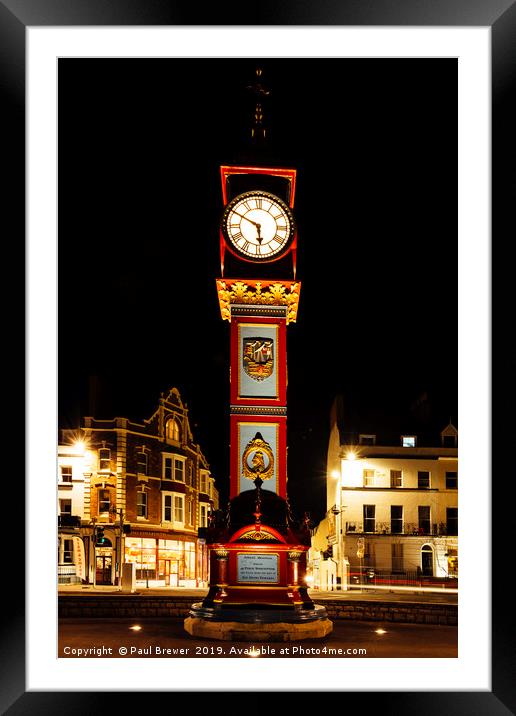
[222,190,295,262]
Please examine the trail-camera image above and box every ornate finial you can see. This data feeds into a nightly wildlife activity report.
[246,66,270,143]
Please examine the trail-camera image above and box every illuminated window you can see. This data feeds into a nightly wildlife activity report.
[98,489,110,514]
[390,470,402,488]
[363,505,375,532]
[447,549,458,577]
[99,447,111,470]
[137,491,147,518]
[402,436,416,447]
[125,537,157,580]
[363,469,375,487]
[137,451,147,475]
[60,465,72,482]
[446,471,458,489]
[199,503,208,528]
[166,418,181,442]
[418,471,430,489]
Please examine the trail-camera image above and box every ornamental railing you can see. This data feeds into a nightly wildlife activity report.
[345,521,456,536]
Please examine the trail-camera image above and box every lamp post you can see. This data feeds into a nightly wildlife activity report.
[340,450,358,591]
[109,506,125,590]
[90,517,97,588]
[331,468,346,591]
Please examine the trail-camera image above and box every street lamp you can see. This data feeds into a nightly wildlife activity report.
[342,450,363,591]
[339,450,359,590]
[90,516,97,587]
[330,469,346,591]
[109,506,125,590]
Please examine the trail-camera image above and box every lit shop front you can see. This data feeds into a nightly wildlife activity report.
[124,536,205,587]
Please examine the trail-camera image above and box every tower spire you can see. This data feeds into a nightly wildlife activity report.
[246,66,270,144]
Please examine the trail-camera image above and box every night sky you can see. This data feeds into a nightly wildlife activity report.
[58,58,457,522]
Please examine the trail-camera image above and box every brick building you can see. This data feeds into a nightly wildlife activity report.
[59,387,218,587]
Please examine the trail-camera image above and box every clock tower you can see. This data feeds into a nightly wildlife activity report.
[184,68,332,641]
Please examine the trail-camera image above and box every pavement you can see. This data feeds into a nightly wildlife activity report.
[58,617,458,658]
[58,584,457,604]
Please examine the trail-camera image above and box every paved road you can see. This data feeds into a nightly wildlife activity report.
[59,618,457,658]
[58,585,457,605]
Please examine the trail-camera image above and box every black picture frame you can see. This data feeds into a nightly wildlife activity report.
[6,0,512,712]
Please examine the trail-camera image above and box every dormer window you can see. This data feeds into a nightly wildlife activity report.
[440,423,458,447]
[402,436,416,448]
[166,418,181,443]
[359,434,376,445]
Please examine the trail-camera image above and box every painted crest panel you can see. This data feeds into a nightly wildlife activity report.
[238,324,278,398]
[238,422,278,494]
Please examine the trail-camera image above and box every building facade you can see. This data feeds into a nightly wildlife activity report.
[58,442,89,584]
[58,388,218,587]
[310,404,458,590]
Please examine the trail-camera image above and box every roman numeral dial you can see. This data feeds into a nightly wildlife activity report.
[221,190,296,262]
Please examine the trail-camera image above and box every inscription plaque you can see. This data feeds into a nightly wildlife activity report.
[237,553,279,583]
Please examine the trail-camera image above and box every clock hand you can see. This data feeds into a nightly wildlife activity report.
[256,224,262,244]
[232,211,260,229]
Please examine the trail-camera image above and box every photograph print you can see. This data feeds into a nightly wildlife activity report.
[57,57,458,659]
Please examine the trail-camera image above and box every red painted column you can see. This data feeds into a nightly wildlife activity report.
[229,313,288,498]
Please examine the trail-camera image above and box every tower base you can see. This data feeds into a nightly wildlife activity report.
[184,603,333,642]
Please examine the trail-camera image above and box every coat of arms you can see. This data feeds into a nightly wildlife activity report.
[242,432,275,482]
[243,337,274,381]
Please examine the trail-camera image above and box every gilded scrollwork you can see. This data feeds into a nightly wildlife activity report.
[239,530,276,541]
[216,279,300,324]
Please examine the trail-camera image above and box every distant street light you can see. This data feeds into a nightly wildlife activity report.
[73,440,85,454]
